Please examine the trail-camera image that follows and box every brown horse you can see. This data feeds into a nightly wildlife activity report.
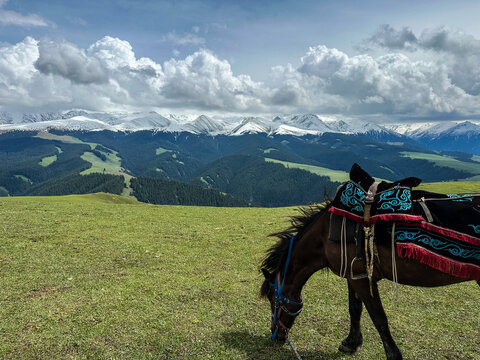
[260,203,478,360]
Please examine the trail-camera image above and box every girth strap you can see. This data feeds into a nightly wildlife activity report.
[417,197,434,223]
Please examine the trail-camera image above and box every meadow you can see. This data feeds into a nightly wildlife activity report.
[0,192,478,359]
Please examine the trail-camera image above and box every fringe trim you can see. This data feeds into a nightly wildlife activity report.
[396,243,480,281]
[396,222,480,246]
[330,207,480,246]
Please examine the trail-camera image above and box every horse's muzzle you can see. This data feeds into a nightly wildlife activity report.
[271,326,288,344]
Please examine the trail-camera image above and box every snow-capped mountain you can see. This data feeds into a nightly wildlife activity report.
[0,112,13,124]
[286,114,332,132]
[0,109,479,154]
[410,121,480,138]
[229,117,275,136]
[185,115,229,135]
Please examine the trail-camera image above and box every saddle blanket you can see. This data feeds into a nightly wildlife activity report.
[329,170,480,281]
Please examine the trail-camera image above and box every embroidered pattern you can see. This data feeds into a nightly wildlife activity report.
[340,182,366,213]
[396,230,480,260]
[469,224,480,234]
[447,194,474,202]
[377,188,412,212]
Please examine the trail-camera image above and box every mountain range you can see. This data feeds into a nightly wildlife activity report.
[1,109,479,206]
[1,110,479,155]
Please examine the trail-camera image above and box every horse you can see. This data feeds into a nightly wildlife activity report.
[259,202,479,360]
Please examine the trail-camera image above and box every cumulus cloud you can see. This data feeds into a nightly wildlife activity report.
[34,40,108,84]
[367,25,480,96]
[162,50,265,110]
[368,25,418,50]
[0,32,480,118]
[0,36,265,112]
[0,0,51,27]
[368,24,480,56]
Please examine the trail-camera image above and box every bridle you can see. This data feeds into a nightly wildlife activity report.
[269,234,304,359]
[270,272,303,337]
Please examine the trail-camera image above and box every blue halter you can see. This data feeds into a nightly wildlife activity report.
[270,234,304,360]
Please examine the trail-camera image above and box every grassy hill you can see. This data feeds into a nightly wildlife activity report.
[0,194,478,359]
[417,181,480,194]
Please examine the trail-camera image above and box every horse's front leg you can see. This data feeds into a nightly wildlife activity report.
[350,279,402,360]
[339,280,363,353]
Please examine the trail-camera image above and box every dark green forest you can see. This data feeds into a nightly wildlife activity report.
[131,177,248,207]
[25,173,125,196]
[1,130,478,206]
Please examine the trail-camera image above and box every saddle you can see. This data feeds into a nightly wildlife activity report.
[329,163,480,284]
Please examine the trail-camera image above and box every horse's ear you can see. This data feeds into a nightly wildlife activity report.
[261,268,272,280]
[350,163,375,190]
[397,177,422,188]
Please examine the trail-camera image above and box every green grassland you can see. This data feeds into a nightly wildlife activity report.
[264,158,390,183]
[80,151,124,176]
[156,147,173,155]
[35,132,97,150]
[264,158,351,182]
[418,181,480,194]
[38,154,58,167]
[0,194,478,359]
[14,175,33,184]
[36,131,133,194]
[401,151,480,177]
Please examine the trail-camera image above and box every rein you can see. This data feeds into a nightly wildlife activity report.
[269,234,304,360]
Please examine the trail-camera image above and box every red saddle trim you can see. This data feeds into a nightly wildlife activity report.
[329,207,480,246]
[396,221,480,246]
[397,242,480,281]
[328,207,425,225]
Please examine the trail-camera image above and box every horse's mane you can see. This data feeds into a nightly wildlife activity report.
[261,201,331,275]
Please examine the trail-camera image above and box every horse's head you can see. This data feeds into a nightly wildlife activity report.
[259,204,331,345]
[260,268,303,343]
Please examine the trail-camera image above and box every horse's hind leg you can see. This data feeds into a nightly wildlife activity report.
[339,281,363,353]
[350,279,402,360]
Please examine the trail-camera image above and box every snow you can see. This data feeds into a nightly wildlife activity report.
[1,109,479,140]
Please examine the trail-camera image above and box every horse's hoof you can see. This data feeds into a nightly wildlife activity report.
[339,337,362,354]
[338,343,357,354]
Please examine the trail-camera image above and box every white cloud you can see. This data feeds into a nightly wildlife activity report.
[0,33,480,118]
[34,40,108,84]
[161,31,205,46]
[367,25,480,96]
[368,25,418,50]
[0,0,51,27]
[161,50,266,110]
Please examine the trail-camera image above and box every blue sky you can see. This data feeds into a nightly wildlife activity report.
[1,0,480,119]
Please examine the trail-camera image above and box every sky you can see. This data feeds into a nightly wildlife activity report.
[1,0,480,121]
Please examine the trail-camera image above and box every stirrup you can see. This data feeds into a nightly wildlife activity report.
[350,257,368,280]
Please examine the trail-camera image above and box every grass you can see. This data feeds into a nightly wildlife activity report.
[264,158,389,183]
[156,147,173,155]
[36,132,96,150]
[80,151,124,176]
[264,158,351,182]
[417,181,480,194]
[263,148,277,154]
[38,155,58,167]
[14,175,33,184]
[0,193,478,359]
[401,151,480,177]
